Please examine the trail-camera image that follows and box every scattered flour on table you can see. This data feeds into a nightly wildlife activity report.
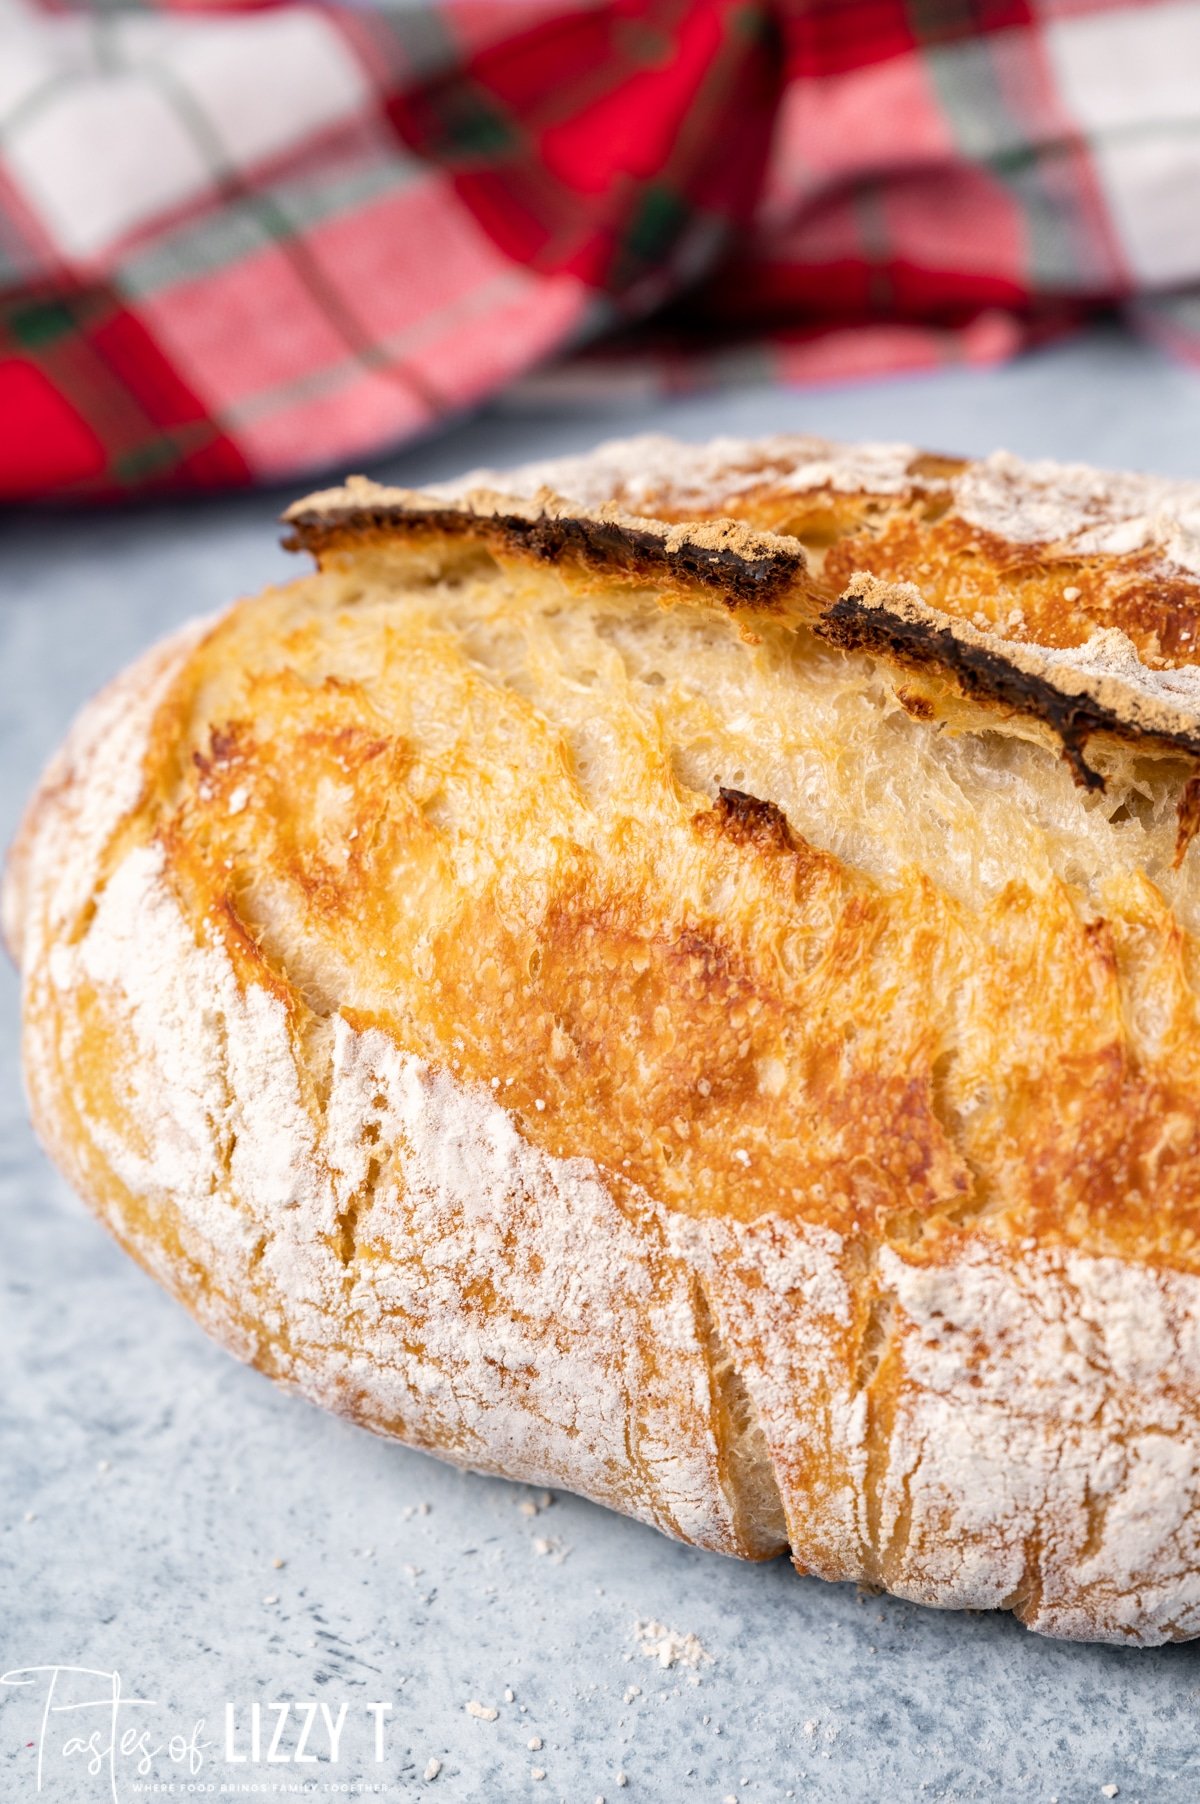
[632,1618,711,1669]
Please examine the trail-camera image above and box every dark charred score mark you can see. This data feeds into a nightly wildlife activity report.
[521,514,800,609]
[703,786,796,853]
[1176,772,1200,868]
[822,591,1200,793]
[283,505,804,609]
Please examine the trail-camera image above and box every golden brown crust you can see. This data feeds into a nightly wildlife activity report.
[14,436,1200,1643]
[416,432,1200,668]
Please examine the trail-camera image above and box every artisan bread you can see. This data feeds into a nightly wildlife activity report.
[11,434,1200,1643]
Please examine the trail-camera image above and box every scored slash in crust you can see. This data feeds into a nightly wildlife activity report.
[283,483,808,609]
[284,468,1200,792]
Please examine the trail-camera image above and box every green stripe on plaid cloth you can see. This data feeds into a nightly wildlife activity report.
[2,0,1199,498]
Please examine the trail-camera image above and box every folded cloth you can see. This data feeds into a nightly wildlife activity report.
[2,0,1199,500]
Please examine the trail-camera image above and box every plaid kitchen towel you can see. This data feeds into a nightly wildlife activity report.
[3,0,1200,500]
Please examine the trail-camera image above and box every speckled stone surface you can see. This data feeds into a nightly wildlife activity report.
[6,331,1200,1804]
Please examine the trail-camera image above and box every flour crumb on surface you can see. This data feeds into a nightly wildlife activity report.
[464,1700,498,1721]
[423,1757,441,1781]
[633,1618,711,1669]
[527,1736,543,1750]
[1101,1788,1119,1799]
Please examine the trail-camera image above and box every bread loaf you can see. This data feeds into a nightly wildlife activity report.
[10,433,1200,1643]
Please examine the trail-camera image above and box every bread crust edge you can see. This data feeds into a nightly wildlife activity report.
[283,481,1200,791]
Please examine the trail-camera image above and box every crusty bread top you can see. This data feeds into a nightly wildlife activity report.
[21,467,1200,1280]
[19,440,1200,1638]
[285,439,1200,789]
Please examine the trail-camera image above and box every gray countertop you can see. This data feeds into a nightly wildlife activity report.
[5,328,1200,1804]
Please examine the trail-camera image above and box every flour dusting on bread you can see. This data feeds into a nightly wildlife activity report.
[446,432,1200,583]
[431,433,924,511]
[3,618,210,965]
[955,449,1200,573]
[13,432,1200,1645]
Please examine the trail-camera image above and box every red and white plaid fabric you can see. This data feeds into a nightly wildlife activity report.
[3,0,1200,499]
